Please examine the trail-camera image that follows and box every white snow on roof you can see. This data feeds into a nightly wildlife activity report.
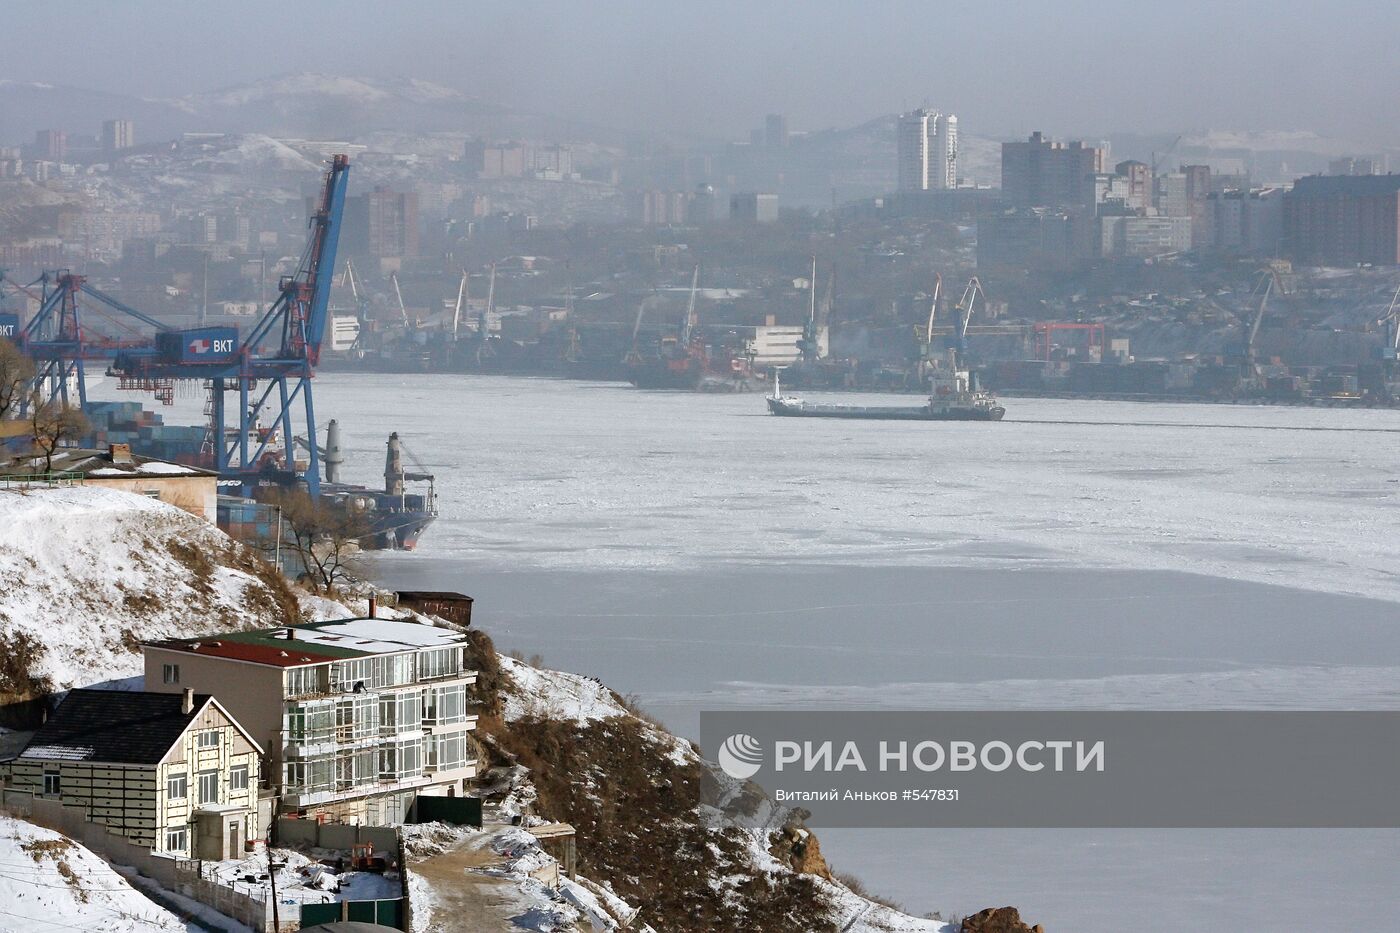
[19,744,96,761]
[129,461,199,475]
[294,618,465,653]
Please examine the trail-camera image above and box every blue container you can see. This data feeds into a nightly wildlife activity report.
[157,326,239,364]
[0,313,18,341]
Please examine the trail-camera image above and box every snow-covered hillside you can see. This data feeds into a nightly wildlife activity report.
[493,656,954,933]
[0,815,185,932]
[0,486,304,694]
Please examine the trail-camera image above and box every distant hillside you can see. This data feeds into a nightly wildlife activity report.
[0,72,635,146]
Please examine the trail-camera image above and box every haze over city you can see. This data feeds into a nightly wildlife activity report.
[9,0,1400,144]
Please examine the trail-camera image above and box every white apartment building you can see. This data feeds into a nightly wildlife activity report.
[143,617,479,825]
[897,109,958,192]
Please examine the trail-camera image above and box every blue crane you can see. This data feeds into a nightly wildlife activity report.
[25,155,351,496]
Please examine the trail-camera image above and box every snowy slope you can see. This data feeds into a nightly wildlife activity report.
[0,486,302,692]
[0,815,185,932]
[497,657,953,932]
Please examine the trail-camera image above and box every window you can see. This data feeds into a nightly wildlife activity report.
[285,757,333,794]
[378,738,423,781]
[424,684,467,725]
[286,700,334,745]
[417,646,460,681]
[285,665,328,698]
[198,770,219,805]
[42,771,60,796]
[380,690,422,735]
[335,748,375,790]
[197,730,220,750]
[167,772,187,800]
[164,827,188,853]
[162,664,180,685]
[229,765,249,792]
[332,657,375,692]
[431,733,469,772]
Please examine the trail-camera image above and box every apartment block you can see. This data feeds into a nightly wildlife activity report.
[144,617,479,825]
[1283,174,1400,266]
[1000,132,1105,208]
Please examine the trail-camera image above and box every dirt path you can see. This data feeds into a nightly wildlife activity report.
[411,828,526,932]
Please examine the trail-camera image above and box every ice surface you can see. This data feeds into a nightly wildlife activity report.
[93,374,1400,930]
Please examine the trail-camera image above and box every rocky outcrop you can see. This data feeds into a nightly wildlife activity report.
[960,906,1045,933]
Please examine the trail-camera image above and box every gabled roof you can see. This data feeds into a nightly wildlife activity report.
[16,689,261,766]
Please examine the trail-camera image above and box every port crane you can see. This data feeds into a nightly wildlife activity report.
[450,269,468,342]
[797,258,831,365]
[919,273,944,363]
[1376,282,1400,361]
[950,276,985,365]
[105,154,351,495]
[677,264,700,349]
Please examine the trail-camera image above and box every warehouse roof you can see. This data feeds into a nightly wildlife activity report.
[16,689,259,766]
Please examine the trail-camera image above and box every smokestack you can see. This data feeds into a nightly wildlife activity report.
[181,688,194,715]
[367,595,377,619]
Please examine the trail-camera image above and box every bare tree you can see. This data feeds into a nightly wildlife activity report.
[28,396,89,474]
[0,337,33,422]
[268,488,369,594]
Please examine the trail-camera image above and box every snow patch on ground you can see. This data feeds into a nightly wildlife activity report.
[500,657,630,724]
[0,815,187,932]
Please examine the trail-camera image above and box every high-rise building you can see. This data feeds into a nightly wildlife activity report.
[33,129,66,161]
[344,187,420,266]
[1114,160,1153,213]
[897,109,958,192]
[1000,132,1105,208]
[102,119,135,157]
[764,114,789,149]
[730,192,779,223]
[1328,156,1380,177]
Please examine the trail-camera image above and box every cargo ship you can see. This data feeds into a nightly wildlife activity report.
[767,355,1005,421]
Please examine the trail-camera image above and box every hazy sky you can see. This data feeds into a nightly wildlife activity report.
[12,1,1400,144]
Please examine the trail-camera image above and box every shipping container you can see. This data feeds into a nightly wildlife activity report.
[0,313,19,341]
[157,326,239,364]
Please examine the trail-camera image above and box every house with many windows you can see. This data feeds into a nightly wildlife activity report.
[143,616,478,824]
[1,689,262,859]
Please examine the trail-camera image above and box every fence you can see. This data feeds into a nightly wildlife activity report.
[274,817,400,853]
[0,789,293,932]
[409,795,482,827]
[300,898,404,928]
[0,471,85,489]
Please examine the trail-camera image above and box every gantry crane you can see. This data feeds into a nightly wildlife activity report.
[107,154,351,495]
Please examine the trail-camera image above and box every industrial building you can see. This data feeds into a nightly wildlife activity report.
[143,616,479,825]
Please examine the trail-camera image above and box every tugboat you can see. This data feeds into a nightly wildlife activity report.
[767,352,1005,421]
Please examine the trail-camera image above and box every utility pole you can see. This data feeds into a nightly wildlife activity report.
[268,844,279,930]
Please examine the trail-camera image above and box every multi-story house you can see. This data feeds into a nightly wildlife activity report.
[2,689,262,859]
[143,616,479,824]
